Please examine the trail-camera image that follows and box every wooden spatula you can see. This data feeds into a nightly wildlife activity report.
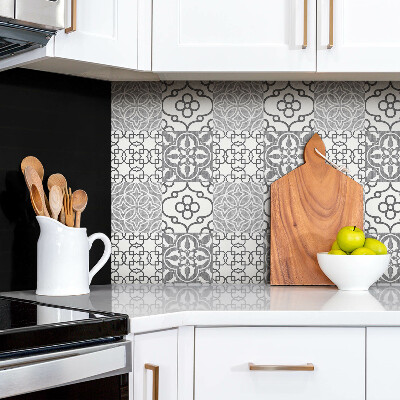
[72,189,88,228]
[49,185,63,220]
[30,184,44,216]
[24,166,50,218]
[21,156,50,213]
[48,174,68,224]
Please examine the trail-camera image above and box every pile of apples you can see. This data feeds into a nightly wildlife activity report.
[328,226,387,255]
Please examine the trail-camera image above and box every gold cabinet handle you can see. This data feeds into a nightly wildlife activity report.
[327,0,333,49]
[249,363,315,371]
[302,0,308,49]
[65,0,77,33]
[145,364,159,400]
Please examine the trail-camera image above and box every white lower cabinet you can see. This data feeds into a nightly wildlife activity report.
[367,327,398,400]
[194,327,365,400]
[133,329,178,400]
[132,326,400,400]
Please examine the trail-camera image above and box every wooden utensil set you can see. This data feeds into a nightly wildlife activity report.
[21,156,88,228]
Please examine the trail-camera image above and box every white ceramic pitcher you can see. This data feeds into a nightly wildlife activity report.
[36,216,111,296]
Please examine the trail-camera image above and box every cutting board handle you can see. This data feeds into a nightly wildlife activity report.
[304,133,326,166]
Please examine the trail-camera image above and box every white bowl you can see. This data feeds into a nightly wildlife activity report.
[317,252,391,291]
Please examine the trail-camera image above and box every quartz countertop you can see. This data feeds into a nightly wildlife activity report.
[2,284,400,333]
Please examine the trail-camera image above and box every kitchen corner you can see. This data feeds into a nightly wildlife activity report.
[2,284,400,399]
[1,1,400,400]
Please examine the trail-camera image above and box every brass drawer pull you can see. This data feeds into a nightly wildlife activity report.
[302,0,308,49]
[145,363,159,400]
[327,0,333,49]
[249,363,315,371]
[65,0,77,33]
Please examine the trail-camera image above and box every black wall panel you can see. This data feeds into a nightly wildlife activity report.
[0,69,111,291]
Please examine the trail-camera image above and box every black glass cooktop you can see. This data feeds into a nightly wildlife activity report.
[0,296,128,355]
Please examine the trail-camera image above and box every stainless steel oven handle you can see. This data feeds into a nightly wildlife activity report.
[0,341,131,399]
[0,353,78,371]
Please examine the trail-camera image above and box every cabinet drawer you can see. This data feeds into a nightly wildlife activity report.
[195,327,364,400]
[367,327,399,400]
[134,329,177,400]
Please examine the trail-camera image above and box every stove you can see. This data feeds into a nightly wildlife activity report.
[0,295,128,356]
[0,296,131,399]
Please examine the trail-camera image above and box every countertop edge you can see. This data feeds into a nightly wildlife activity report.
[130,310,400,334]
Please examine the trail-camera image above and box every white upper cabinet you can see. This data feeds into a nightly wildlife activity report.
[153,0,317,73]
[0,0,150,79]
[55,0,137,69]
[317,0,400,72]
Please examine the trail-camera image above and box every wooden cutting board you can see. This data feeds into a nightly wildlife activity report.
[270,133,364,285]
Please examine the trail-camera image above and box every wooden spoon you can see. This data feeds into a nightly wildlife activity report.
[48,174,68,224]
[21,156,44,181]
[49,185,63,220]
[24,166,50,218]
[72,190,88,228]
[47,173,67,191]
[30,184,44,216]
[21,156,50,213]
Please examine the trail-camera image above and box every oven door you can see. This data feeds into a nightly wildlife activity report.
[0,341,131,399]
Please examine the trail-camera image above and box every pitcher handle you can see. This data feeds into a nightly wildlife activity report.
[88,233,111,284]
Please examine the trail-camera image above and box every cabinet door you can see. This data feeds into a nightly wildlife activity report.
[318,0,400,72]
[54,0,137,69]
[367,328,399,400]
[195,327,365,400]
[153,0,316,72]
[133,329,177,400]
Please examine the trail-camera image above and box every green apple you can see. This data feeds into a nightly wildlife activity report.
[351,247,376,255]
[336,226,365,253]
[331,240,341,250]
[328,249,347,255]
[364,238,387,255]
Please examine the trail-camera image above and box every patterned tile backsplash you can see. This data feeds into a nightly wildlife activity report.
[111,81,400,285]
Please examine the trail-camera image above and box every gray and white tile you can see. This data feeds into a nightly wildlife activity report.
[162,182,213,233]
[213,130,264,182]
[315,81,365,131]
[319,130,366,183]
[111,130,162,183]
[162,81,213,131]
[111,182,162,233]
[213,182,264,234]
[366,131,400,182]
[376,233,400,283]
[163,233,212,283]
[263,81,314,132]
[111,232,162,284]
[264,131,313,181]
[112,82,162,131]
[212,231,267,284]
[109,80,400,284]
[365,182,400,234]
[214,81,263,131]
[365,82,400,132]
[162,131,212,181]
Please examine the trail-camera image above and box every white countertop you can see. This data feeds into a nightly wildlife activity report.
[2,284,400,333]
